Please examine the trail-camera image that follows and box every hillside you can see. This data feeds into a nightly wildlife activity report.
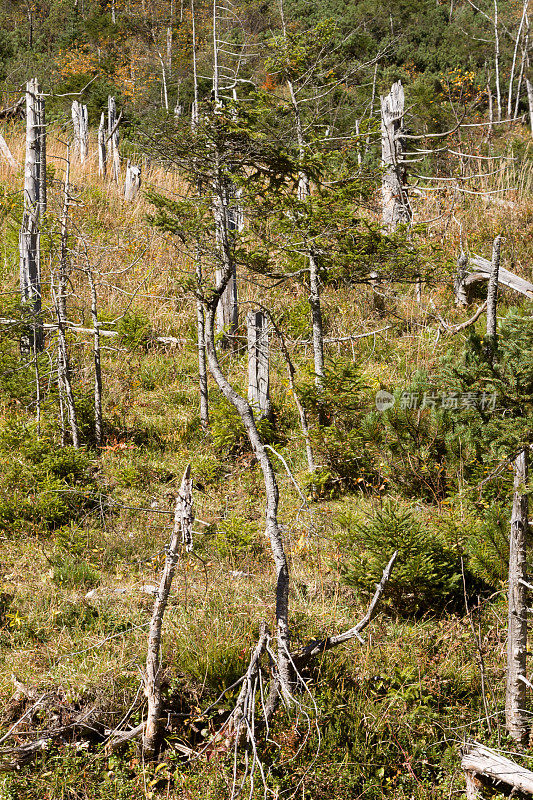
[0,1,533,799]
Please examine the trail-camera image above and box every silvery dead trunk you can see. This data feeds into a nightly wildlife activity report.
[454,250,469,306]
[380,81,411,229]
[214,190,238,345]
[55,148,79,448]
[144,466,193,758]
[0,133,17,170]
[87,266,103,446]
[124,160,141,201]
[20,78,43,352]
[71,100,89,164]
[37,89,46,215]
[107,96,120,182]
[506,449,529,743]
[494,0,502,121]
[247,310,271,419]
[98,112,106,177]
[485,234,501,361]
[526,78,533,136]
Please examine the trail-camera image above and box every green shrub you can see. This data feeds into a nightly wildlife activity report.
[116,309,152,351]
[337,501,463,616]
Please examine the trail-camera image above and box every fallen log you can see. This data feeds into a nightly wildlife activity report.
[462,741,533,797]
[466,256,533,299]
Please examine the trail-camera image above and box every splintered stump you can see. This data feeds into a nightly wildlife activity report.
[124,160,141,201]
[380,80,410,229]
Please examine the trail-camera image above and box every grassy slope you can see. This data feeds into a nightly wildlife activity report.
[0,121,531,798]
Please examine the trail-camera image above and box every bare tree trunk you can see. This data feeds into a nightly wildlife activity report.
[124,160,141,201]
[494,0,502,121]
[98,113,107,177]
[195,252,209,430]
[204,288,292,702]
[55,149,79,448]
[37,88,46,216]
[144,466,193,758]
[247,310,271,418]
[107,96,120,182]
[87,266,103,446]
[526,78,533,136]
[380,81,411,229]
[20,78,43,353]
[214,190,238,345]
[507,0,528,117]
[506,448,529,744]
[485,234,501,360]
[71,101,89,164]
[454,250,469,306]
[0,132,17,170]
[287,78,325,391]
[487,81,494,134]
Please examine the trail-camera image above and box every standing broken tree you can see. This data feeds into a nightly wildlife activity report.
[20,78,45,353]
[380,81,411,229]
[71,101,88,164]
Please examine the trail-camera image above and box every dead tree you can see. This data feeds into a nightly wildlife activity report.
[506,448,529,744]
[247,310,271,419]
[124,160,141,201]
[143,465,193,759]
[0,132,18,170]
[380,81,411,229]
[86,265,103,447]
[107,96,120,182]
[214,190,239,344]
[20,78,44,353]
[55,148,79,448]
[71,101,88,164]
[454,250,469,306]
[527,78,533,136]
[98,112,106,177]
[484,234,501,361]
[462,741,533,797]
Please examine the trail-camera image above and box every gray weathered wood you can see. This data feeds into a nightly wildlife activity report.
[71,100,88,164]
[124,160,141,201]
[107,96,120,182]
[462,741,533,795]
[98,112,106,177]
[485,235,501,348]
[214,192,238,343]
[380,81,411,229]
[454,250,468,306]
[143,466,193,758]
[465,256,533,300]
[506,448,529,743]
[20,78,43,352]
[527,78,533,137]
[86,267,103,447]
[0,132,18,170]
[247,310,271,418]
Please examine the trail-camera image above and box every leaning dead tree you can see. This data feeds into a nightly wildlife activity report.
[71,101,88,164]
[143,465,193,759]
[107,96,120,182]
[19,78,45,353]
[380,81,411,229]
[247,310,271,419]
[124,160,141,201]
